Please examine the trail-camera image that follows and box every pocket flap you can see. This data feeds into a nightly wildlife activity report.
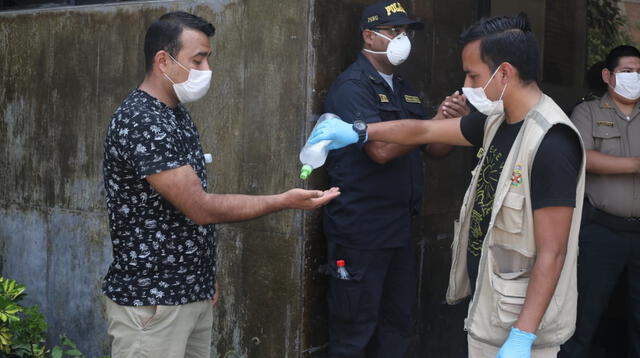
[492,275,529,298]
[593,124,620,139]
[404,102,426,117]
[502,192,524,210]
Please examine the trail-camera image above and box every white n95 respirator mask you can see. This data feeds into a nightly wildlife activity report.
[364,31,412,66]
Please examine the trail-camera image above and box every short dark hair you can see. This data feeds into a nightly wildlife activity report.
[459,13,539,84]
[144,11,215,72]
[604,45,640,71]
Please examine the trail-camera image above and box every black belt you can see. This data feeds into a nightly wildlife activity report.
[586,201,640,233]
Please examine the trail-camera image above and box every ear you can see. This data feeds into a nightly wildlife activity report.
[155,50,171,74]
[362,29,375,48]
[499,62,513,84]
[602,68,612,86]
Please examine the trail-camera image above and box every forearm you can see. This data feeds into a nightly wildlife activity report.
[586,150,640,174]
[364,141,419,163]
[515,250,566,333]
[196,193,287,225]
[368,120,432,145]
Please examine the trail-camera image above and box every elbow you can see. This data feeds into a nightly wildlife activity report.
[183,194,219,225]
[426,144,453,159]
[538,248,567,270]
[365,148,393,164]
[185,211,212,226]
[370,155,392,164]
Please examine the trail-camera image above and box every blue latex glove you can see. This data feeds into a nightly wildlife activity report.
[496,327,536,358]
[307,118,363,150]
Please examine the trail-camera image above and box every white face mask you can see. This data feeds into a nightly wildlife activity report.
[163,54,212,103]
[462,67,507,116]
[363,31,411,66]
[612,72,640,100]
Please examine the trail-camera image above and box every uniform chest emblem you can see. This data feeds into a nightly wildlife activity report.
[596,121,614,127]
[404,95,421,103]
[378,94,389,103]
[510,165,523,187]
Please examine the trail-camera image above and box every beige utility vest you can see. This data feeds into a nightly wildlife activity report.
[446,94,586,348]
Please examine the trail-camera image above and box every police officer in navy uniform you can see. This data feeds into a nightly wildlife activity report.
[322,2,451,357]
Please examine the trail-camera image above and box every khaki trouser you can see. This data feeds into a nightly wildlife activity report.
[468,335,559,358]
[105,297,213,358]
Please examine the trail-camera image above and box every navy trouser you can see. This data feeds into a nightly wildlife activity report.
[559,222,640,358]
[326,240,416,358]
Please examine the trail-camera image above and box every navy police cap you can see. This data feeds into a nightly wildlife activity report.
[360,1,424,30]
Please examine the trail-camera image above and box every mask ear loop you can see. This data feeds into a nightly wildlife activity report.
[482,66,502,90]
[485,65,508,100]
[166,53,190,73]
[162,52,192,85]
[498,82,508,100]
[163,72,176,85]
[363,30,392,55]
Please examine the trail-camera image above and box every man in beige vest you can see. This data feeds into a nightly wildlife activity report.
[308,13,585,358]
[560,45,640,358]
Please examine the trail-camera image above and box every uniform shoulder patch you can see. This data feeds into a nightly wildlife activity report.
[378,94,389,103]
[404,95,421,103]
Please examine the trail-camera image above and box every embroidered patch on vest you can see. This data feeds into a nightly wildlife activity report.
[378,94,389,103]
[404,95,421,103]
[510,165,523,187]
[596,121,614,127]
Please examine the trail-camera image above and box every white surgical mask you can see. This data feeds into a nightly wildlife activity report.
[612,72,640,100]
[462,67,507,116]
[163,54,212,103]
[363,31,411,66]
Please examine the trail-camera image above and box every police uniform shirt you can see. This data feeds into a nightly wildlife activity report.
[323,53,427,249]
[572,92,640,217]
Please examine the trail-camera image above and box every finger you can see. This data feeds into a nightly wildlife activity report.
[447,102,467,114]
[323,188,340,196]
[304,190,323,198]
[313,191,340,205]
[308,131,324,144]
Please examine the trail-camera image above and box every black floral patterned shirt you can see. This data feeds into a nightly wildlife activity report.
[102,89,216,306]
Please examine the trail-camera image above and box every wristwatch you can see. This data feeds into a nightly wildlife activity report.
[352,120,368,144]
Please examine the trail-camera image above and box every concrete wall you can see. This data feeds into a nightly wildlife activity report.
[0,0,588,357]
[1,1,316,356]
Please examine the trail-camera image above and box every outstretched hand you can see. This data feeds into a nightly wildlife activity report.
[308,118,359,150]
[284,187,341,210]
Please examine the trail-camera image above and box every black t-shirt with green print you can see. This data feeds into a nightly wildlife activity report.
[460,111,582,292]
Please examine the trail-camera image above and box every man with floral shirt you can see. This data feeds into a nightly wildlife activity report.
[102,11,339,358]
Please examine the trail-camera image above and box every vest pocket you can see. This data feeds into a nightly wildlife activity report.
[490,273,529,328]
[494,192,525,234]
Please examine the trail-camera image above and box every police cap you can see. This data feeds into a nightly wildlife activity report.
[360,1,424,30]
